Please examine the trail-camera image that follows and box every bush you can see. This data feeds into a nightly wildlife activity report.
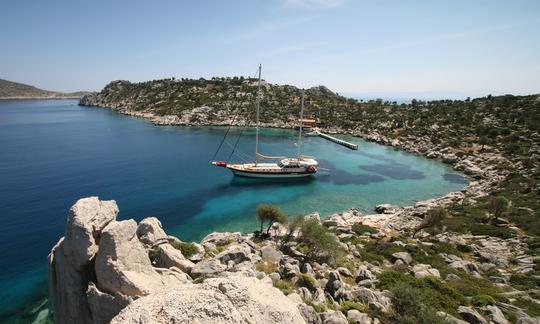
[297,273,317,291]
[256,261,278,274]
[299,219,343,264]
[352,223,378,235]
[340,300,369,314]
[472,294,495,306]
[413,207,447,237]
[171,241,199,258]
[273,280,294,295]
[509,273,540,291]
[513,298,540,317]
[385,282,447,324]
[457,244,473,253]
[469,224,515,239]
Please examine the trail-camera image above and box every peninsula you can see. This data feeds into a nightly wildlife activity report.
[0,79,91,99]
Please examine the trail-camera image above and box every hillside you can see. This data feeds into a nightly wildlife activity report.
[0,79,90,99]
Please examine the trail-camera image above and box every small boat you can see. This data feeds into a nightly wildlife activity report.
[212,65,318,178]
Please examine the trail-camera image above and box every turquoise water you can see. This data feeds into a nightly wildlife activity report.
[0,100,467,322]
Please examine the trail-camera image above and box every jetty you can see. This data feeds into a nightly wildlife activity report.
[311,128,358,150]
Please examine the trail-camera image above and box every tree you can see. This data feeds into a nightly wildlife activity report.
[486,196,508,224]
[478,136,489,151]
[256,204,287,235]
[413,207,447,238]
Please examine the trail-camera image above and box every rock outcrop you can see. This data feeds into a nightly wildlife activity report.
[48,197,307,324]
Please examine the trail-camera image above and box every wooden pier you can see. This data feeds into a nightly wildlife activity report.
[315,130,358,150]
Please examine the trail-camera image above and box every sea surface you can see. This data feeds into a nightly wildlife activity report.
[0,99,468,322]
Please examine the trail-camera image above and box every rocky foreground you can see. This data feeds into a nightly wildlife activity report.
[48,194,539,324]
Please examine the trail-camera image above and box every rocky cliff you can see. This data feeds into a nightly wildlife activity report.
[47,197,307,324]
[49,194,539,323]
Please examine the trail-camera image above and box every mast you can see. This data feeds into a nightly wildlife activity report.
[297,91,304,158]
[255,64,262,164]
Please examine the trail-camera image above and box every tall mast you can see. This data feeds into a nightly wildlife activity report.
[297,91,304,158]
[255,64,262,164]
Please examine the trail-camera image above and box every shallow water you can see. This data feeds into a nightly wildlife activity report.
[0,100,467,321]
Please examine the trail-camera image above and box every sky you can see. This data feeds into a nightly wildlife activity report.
[1,0,539,99]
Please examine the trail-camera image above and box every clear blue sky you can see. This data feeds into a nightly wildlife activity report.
[1,0,539,99]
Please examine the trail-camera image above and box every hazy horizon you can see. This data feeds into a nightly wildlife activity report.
[1,0,539,97]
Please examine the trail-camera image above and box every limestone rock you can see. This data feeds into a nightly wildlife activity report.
[95,220,187,296]
[261,245,283,263]
[86,282,132,324]
[201,231,241,246]
[458,306,488,324]
[111,276,307,323]
[412,264,441,278]
[298,304,321,323]
[320,310,348,324]
[391,252,412,265]
[352,287,391,312]
[48,197,119,324]
[190,258,227,278]
[63,197,118,270]
[347,309,372,324]
[136,217,167,245]
[484,305,509,324]
[155,243,195,274]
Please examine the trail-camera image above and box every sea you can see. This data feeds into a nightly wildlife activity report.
[0,99,468,322]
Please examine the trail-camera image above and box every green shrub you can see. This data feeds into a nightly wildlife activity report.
[340,300,369,314]
[509,273,540,291]
[171,241,199,258]
[273,280,294,295]
[472,294,495,306]
[457,244,473,253]
[385,282,447,324]
[469,224,515,239]
[297,273,317,291]
[513,298,540,317]
[299,219,343,264]
[352,223,378,235]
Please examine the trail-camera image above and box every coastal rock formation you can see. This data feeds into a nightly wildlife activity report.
[48,197,118,324]
[48,193,539,324]
[111,277,306,323]
[48,197,306,324]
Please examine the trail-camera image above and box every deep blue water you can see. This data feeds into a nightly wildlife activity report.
[0,100,467,322]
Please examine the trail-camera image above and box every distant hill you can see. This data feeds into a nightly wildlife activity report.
[0,79,91,99]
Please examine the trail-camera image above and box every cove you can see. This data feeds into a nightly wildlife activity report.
[0,99,467,321]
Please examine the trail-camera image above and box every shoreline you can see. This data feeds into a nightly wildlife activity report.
[80,104,505,231]
[0,96,83,100]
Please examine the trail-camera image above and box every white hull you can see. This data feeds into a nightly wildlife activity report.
[231,170,314,178]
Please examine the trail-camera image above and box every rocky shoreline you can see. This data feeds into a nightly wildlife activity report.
[63,102,539,323]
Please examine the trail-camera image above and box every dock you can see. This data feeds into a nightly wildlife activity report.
[313,129,358,150]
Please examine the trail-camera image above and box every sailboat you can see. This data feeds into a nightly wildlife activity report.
[212,65,318,178]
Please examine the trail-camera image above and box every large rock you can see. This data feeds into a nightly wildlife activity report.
[95,220,188,296]
[458,306,488,324]
[63,197,118,270]
[412,264,441,278]
[352,287,391,312]
[86,282,132,324]
[48,197,119,324]
[155,243,195,274]
[261,245,283,263]
[484,305,509,324]
[136,217,167,245]
[190,258,227,278]
[320,310,348,324]
[391,252,412,265]
[347,309,372,324]
[201,231,241,246]
[111,277,307,323]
